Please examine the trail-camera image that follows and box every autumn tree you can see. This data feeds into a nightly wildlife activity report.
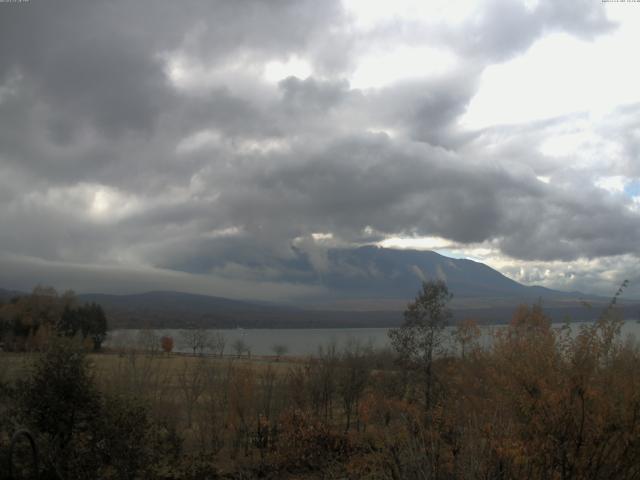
[0,288,107,351]
[453,318,481,359]
[160,335,174,354]
[389,280,452,413]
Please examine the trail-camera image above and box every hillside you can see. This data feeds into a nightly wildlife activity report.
[310,246,581,303]
[75,247,625,328]
[2,247,632,328]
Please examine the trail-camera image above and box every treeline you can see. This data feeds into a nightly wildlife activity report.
[2,281,640,479]
[0,286,107,352]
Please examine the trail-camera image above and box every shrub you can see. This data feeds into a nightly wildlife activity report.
[14,338,177,479]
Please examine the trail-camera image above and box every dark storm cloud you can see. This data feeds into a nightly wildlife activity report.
[0,0,637,297]
[371,70,481,148]
[279,77,351,114]
[129,132,640,273]
[497,183,640,261]
[0,1,176,137]
[0,253,324,300]
[0,0,345,179]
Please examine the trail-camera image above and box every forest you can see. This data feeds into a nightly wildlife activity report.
[1,281,640,479]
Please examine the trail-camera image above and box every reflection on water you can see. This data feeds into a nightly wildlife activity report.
[105,320,639,357]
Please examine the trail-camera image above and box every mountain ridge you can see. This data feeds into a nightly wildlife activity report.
[302,246,597,303]
[2,247,632,328]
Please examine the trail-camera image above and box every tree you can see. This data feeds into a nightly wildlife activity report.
[233,338,248,358]
[15,338,175,478]
[272,344,288,361]
[338,339,371,431]
[176,358,207,428]
[307,342,339,422]
[57,302,107,351]
[136,328,160,355]
[16,338,100,478]
[0,288,108,352]
[181,328,210,356]
[17,339,98,448]
[453,318,481,359]
[161,335,174,354]
[388,280,452,413]
[210,331,226,357]
[84,302,108,351]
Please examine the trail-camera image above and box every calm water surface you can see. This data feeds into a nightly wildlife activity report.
[106,320,640,357]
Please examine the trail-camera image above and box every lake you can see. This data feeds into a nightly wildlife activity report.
[105,319,640,357]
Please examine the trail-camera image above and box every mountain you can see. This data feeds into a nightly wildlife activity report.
[2,247,633,328]
[77,291,291,329]
[0,288,22,302]
[76,247,626,328]
[77,291,399,329]
[294,246,591,307]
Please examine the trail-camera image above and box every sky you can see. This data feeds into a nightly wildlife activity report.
[1,0,640,300]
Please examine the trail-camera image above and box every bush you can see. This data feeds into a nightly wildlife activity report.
[13,338,178,479]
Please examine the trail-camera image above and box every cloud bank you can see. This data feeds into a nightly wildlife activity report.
[1,0,639,299]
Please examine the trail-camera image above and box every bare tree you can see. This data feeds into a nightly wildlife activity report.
[256,365,279,456]
[176,357,207,428]
[181,328,210,355]
[388,280,452,413]
[104,349,171,408]
[136,328,159,355]
[453,318,481,359]
[307,341,338,421]
[233,338,248,358]
[210,331,226,357]
[196,359,226,454]
[271,343,288,361]
[338,338,372,431]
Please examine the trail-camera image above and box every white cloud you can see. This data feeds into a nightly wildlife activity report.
[539,131,589,158]
[462,20,640,129]
[350,46,458,89]
[21,183,142,224]
[595,175,627,194]
[343,0,474,29]
[263,56,313,83]
[378,236,453,250]
[375,234,640,298]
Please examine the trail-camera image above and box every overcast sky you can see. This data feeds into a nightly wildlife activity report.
[1,0,639,300]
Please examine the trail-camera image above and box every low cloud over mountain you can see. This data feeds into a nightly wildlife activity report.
[1,0,639,299]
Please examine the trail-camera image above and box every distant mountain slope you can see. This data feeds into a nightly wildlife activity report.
[77,291,299,329]
[73,247,619,328]
[309,246,587,304]
[3,247,631,328]
[0,288,21,302]
[78,289,631,330]
[79,291,272,315]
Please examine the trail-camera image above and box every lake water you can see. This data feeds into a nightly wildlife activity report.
[105,320,640,357]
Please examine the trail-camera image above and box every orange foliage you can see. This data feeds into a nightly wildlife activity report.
[160,335,174,354]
